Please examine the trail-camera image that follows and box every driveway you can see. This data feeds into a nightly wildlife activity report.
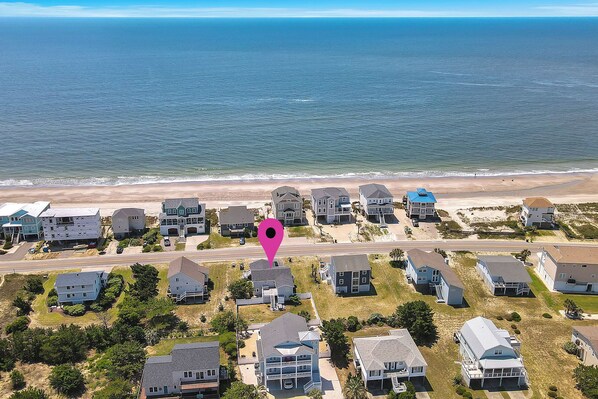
[508,390,529,399]
[484,391,505,399]
[239,364,258,386]
[320,358,342,399]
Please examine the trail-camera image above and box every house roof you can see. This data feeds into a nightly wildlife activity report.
[218,206,254,226]
[251,265,294,288]
[407,188,437,204]
[112,208,145,219]
[311,187,350,200]
[353,329,427,371]
[544,245,598,265]
[407,249,463,289]
[477,256,532,283]
[40,208,99,218]
[523,197,553,208]
[55,271,103,287]
[0,202,50,218]
[0,203,26,218]
[163,198,200,209]
[459,317,517,360]
[573,326,598,354]
[359,183,392,199]
[258,313,315,358]
[168,256,209,284]
[141,341,220,390]
[331,254,371,273]
[271,186,301,204]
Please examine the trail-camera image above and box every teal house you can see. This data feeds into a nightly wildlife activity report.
[0,201,51,242]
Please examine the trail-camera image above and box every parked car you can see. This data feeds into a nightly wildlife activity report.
[28,248,36,254]
[411,218,419,227]
[116,247,124,254]
[283,380,294,390]
[88,242,97,249]
[239,237,245,245]
[163,237,171,247]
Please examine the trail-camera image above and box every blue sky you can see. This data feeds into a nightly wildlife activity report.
[1,0,598,17]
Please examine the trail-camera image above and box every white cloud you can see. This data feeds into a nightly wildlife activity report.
[535,3,598,16]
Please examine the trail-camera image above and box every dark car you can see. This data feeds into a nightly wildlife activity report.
[116,247,124,254]
[88,242,97,249]
[163,238,171,247]
[239,237,245,245]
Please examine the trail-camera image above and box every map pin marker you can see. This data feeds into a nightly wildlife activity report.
[258,218,284,268]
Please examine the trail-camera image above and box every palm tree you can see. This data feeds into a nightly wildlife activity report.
[343,373,368,399]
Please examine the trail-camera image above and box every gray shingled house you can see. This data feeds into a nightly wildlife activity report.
[310,187,352,224]
[140,341,222,399]
[358,183,394,224]
[327,254,371,294]
[218,205,255,237]
[476,256,532,296]
[249,259,294,308]
[271,186,305,226]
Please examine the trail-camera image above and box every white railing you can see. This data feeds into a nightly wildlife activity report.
[266,371,312,380]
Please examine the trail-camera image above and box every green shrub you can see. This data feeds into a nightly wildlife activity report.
[510,312,521,322]
[455,386,466,395]
[462,392,472,399]
[48,288,57,297]
[63,304,86,316]
[511,324,517,329]
[6,317,30,334]
[89,303,103,312]
[3,239,13,250]
[452,374,463,386]
[496,316,503,320]
[46,296,58,307]
[547,391,557,398]
[49,364,84,396]
[9,388,49,399]
[152,244,163,252]
[563,341,578,354]
[542,313,553,319]
[548,386,558,392]
[513,329,521,334]
[142,245,151,253]
[10,369,26,390]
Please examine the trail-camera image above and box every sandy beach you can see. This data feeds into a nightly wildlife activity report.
[1,172,598,216]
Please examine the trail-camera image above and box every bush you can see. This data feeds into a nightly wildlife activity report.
[6,317,30,334]
[287,294,301,306]
[542,313,553,319]
[142,245,151,253]
[46,296,58,307]
[547,391,557,398]
[563,341,578,354]
[10,369,26,390]
[63,304,86,316]
[510,312,521,322]
[513,329,521,334]
[298,310,311,322]
[89,303,103,312]
[347,316,360,332]
[511,324,517,329]
[9,388,49,399]
[496,315,503,320]
[13,297,33,316]
[227,279,253,300]
[3,239,13,250]
[455,386,466,395]
[367,313,386,325]
[200,314,207,323]
[25,276,45,295]
[452,374,463,386]
[462,392,472,399]
[49,365,84,396]
[548,386,558,392]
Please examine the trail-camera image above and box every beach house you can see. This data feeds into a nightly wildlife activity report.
[353,329,427,393]
[406,249,464,306]
[572,326,598,366]
[358,183,394,224]
[159,198,206,238]
[476,256,531,296]
[40,208,102,243]
[54,271,107,305]
[111,208,145,239]
[272,186,304,226]
[310,187,352,224]
[456,317,528,388]
[327,254,371,294]
[167,256,209,303]
[218,205,255,237]
[256,313,321,393]
[0,201,50,242]
[248,259,294,308]
[537,245,598,293]
[140,341,221,399]
[406,188,437,220]
[520,197,555,228]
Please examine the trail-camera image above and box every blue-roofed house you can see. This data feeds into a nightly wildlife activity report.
[0,201,51,242]
[406,188,437,220]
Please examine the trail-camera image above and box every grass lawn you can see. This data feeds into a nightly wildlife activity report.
[175,242,186,251]
[238,301,315,324]
[528,267,598,314]
[0,273,29,331]
[287,226,315,239]
[200,232,259,249]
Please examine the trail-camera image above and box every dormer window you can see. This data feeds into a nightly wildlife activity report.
[494,349,503,355]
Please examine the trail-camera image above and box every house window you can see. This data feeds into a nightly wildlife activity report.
[83,293,87,297]
[559,273,566,279]
[411,366,423,373]
[339,279,344,285]
[339,272,344,277]
[494,349,503,355]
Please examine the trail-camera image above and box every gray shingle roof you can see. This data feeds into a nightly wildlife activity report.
[478,256,532,283]
[55,271,103,287]
[251,266,294,288]
[258,313,314,358]
[407,249,464,289]
[141,341,220,391]
[353,329,427,371]
[112,208,145,219]
[168,256,209,285]
[163,198,200,209]
[331,254,371,273]
[311,187,349,200]
[359,183,392,199]
[218,206,255,226]
[272,186,301,205]
[250,259,283,271]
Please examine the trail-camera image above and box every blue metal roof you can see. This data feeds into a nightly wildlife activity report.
[407,188,437,203]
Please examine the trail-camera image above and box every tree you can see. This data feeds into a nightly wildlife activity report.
[346,316,360,332]
[564,299,583,318]
[307,389,323,399]
[222,381,261,399]
[40,324,88,365]
[433,248,447,258]
[5,316,30,334]
[0,337,16,371]
[96,342,146,381]
[227,279,253,300]
[9,388,49,399]
[13,297,33,316]
[211,311,237,333]
[573,364,598,399]
[129,263,159,300]
[49,364,85,396]
[298,310,311,322]
[390,248,404,262]
[10,369,26,390]
[25,276,45,295]
[287,294,301,306]
[391,301,438,345]
[517,249,531,262]
[343,373,368,399]
[93,379,134,399]
[321,319,349,361]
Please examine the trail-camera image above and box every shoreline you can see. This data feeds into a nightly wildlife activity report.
[1,171,598,216]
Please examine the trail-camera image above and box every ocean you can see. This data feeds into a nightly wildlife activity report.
[1,17,598,186]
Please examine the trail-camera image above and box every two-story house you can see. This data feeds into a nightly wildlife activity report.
[572,326,598,366]
[167,256,209,303]
[248,259,294,309]
[140,341,221,399]
[40,208,102,242]
[218,206,255,237]
[272,186,304,226]
[111,208,145,239]
[256,313,321,393]
[54,271,107,305]
[0,201,50,242]
[537,245,598,293]
[476,256,531,296]
[310,187,352,224]
[406,249,464,306]
[328,254,371,295]
[358,184,394,224]
[159,198,206,237]
[406,188,437,220]
[456,317,528,388]
[353,329,427,393]
[520,197,555,228]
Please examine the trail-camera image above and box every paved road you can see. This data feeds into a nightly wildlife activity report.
[0,240,593,274]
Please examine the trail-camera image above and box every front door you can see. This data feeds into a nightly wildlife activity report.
[200,371,204,379]
[164,386,168,394]
[587,284,593,292]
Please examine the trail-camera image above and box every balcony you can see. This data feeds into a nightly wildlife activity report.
[384,369,409,379]
[462,364,525,379]
[266,359,312,367]
[266,371,313,381]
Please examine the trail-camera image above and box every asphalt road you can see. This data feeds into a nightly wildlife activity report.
[0,240,593,274]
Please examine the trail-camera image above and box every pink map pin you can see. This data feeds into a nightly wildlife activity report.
[258,218,284,268]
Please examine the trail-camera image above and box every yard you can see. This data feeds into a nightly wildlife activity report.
[556,203,598,240]
[287,226,316,239]
[0,273,30,332]
[197,232,259,250]
[238,300,315,324]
